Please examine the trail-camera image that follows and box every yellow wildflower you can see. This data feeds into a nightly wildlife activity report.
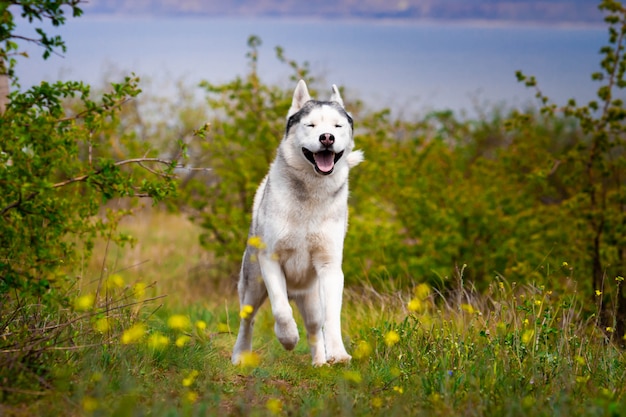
[167,314,191,331]
[82,396,99,412]
[240,305,254,319]
[182,370,199,387]
[343,370,362,384]
[352,340,372,360]
[175,335,191,347]
[266,398,283,415]
[74,293,95,311]
[522,395,535,408]
[247,236,266,249]
[90,372,103,383]
[392,386,404,394]
[407,298,423,313]
[133,282,147,298]
[121,323,146,344]
[429,393,442,404]
[384,330,400,347]
[217,323,230,333]
[576,375,590,384]
[238,351,261,369]
[195,320,207,331]
[184,391,199,403]
[147,332,169,350]
[93,317,110,333]
[371,397,384,408]
[595,290,602,296]
[521,329,534,345]
[600,387,613,399]
[106,274,125,289]
[461,303,476,314]
[414,283,431,300]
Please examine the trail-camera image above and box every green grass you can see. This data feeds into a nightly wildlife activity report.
[3,211,625,417]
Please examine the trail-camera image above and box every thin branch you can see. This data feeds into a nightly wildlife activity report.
[51,157,181,189]
[1,149,209,216]
[1,157,179,216]
[138,161,174,178]
[56,97,132,123]
[9,35,66,59]
[0,190,26,216]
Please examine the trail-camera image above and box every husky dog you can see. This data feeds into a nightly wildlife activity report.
[231,80,363,366]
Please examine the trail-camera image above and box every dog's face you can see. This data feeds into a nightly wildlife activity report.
[284,81,354,176]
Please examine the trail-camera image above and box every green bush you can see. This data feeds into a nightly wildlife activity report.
[0,1,183,395]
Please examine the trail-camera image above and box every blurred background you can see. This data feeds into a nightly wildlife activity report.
[17,0,608,116]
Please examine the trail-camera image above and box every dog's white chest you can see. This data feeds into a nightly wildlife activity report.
[273,228,334,292]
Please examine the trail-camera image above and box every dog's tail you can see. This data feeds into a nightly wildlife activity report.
[347,149,364,168]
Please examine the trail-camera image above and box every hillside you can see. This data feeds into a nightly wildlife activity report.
[81,0,604,25]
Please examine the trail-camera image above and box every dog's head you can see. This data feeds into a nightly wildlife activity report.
[284,80,363,176]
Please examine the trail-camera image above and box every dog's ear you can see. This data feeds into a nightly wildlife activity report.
[330,84,344,108]
[288,80,311,117]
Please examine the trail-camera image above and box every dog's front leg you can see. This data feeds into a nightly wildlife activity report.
[320,266,351,363]
[258,253,300,350]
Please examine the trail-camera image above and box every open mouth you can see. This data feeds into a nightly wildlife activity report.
[302,148,344,175]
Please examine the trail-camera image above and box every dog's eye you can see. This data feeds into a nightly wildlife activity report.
[306,123,315,128]
[335,124,343,128]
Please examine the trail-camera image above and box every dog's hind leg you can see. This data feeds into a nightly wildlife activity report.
[232,250,267,365]
[294,287,326,366]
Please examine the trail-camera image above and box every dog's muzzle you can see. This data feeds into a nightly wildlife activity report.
[302,148,344,175]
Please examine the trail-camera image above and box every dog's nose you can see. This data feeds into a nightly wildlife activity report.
[319,133,335,147]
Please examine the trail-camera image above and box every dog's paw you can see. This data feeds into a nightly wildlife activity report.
[327,353,352,364]
[275,318,299,350]
[312,358,327,367]
[231,351,243,365]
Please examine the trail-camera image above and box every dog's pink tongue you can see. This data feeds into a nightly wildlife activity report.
[314,152,335,173]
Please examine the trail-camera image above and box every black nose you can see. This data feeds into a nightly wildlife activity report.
[319,133,335,147]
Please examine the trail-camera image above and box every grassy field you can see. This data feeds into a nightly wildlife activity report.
[5,210,626,417]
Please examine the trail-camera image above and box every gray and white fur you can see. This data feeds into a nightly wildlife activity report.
[231,80,363,366]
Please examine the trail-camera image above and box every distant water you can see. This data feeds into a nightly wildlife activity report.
[18,16,611,117]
